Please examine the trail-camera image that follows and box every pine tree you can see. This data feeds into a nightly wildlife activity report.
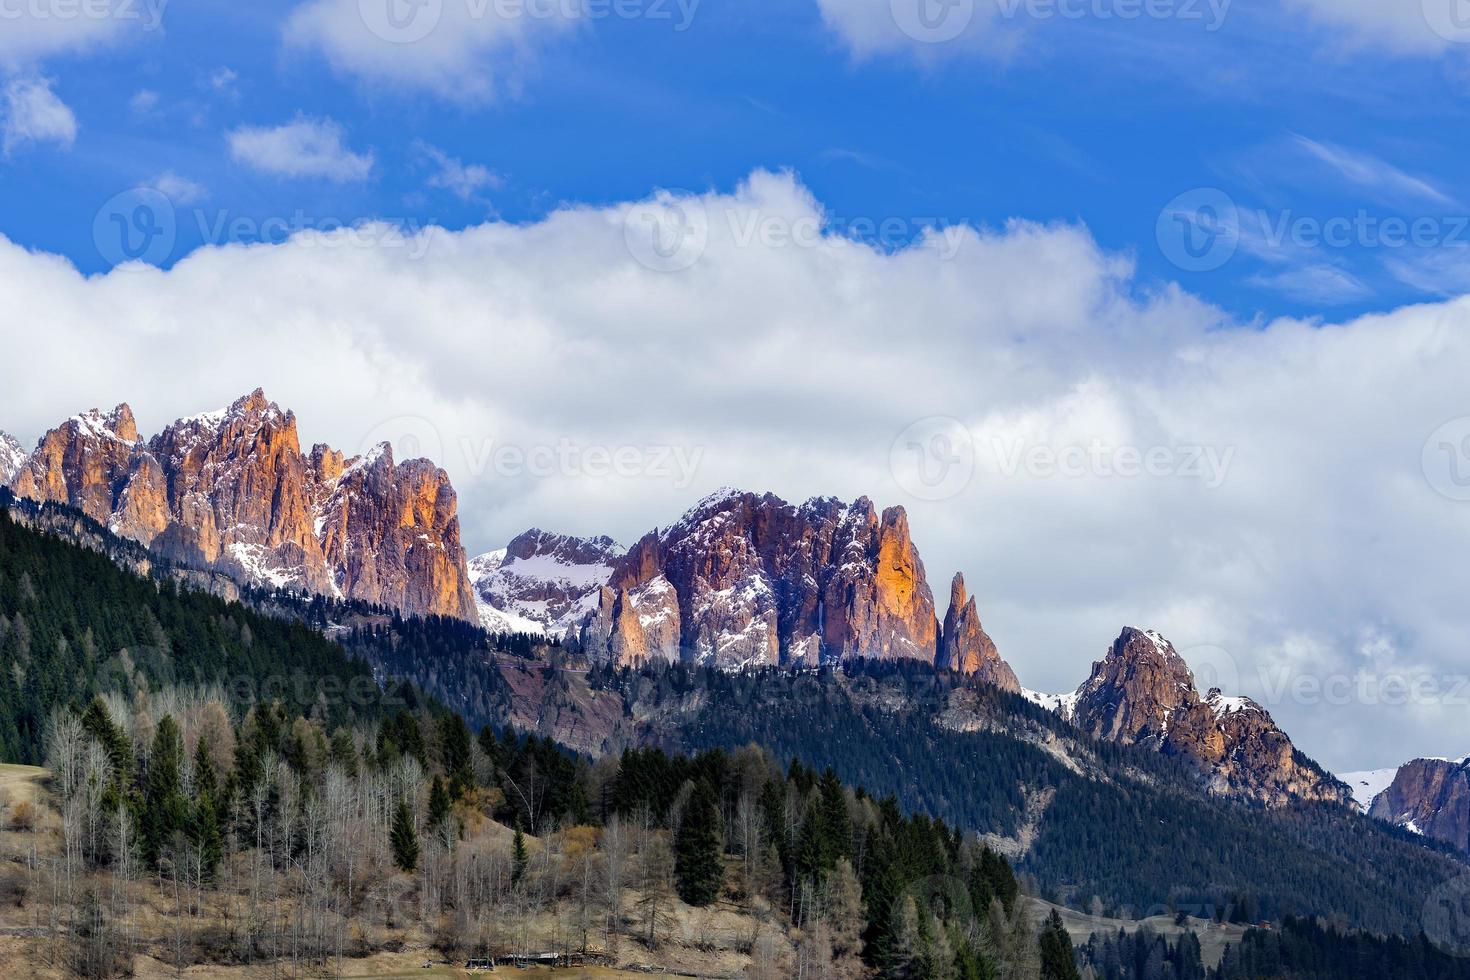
[390,797,419,872]
[1039,910,1079,979]
[674,780,723,907]
[193,736,217,802]
[512,821,528,885]
[191,792,223,881]
[141,715,186,868]
[428,775,451,831]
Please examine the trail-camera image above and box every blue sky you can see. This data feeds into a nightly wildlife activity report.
[5,0,1470,316]
[6,0,1470,770]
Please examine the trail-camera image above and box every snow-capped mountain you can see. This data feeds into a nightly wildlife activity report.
[0,431,26,486]
[469,529,625,637]
[1338,767,1401,813]
[3,390,477,621]
[1024,627,1350,808]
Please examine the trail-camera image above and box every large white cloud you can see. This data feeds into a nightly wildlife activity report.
[1,169,1468,774]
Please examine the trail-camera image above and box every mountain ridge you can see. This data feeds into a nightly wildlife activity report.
[2,390,477,621]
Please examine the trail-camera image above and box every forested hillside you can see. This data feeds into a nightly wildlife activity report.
[0,500,402,764]
[578,662,1467,937]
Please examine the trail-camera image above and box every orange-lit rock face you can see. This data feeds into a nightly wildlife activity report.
[5,389,477,622]
[582,489,963,670]
[12,405,141,525]
[318,449,478,622]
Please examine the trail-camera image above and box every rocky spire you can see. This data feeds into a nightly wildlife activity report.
[938,573,1019,692]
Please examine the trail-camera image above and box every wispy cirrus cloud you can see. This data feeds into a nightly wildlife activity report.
[1285,0,1470,55]
[1291,135,1458,209]
[1247,263,1373,305]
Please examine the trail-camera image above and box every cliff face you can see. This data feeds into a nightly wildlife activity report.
[1069,627,1350,807]
[1369,758,1470,851]
[579,489,947,670]
[5,390,477,621]
[938,573,1018,693]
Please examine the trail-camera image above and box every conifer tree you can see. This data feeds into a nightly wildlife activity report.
[512,821,528,885]
[141,715,186,868]
[191,792,223,881]
[428,775,451,831]
[390,797,419,872]
[1039,910,1080,980]
[674,780,723,907]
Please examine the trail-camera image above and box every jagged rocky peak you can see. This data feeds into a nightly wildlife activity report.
[1072,626,1199,746]
[1069,627,1350,807]
[580,487,955,671]
[470,528,627,637]
[1367,757,1470,852]
[4,389,478,622]
[938,573,1019,692]
[9,402,143,524]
